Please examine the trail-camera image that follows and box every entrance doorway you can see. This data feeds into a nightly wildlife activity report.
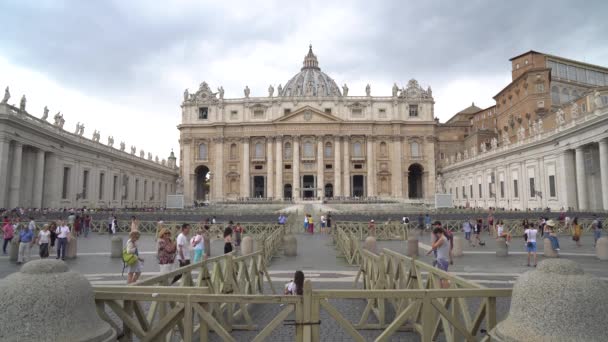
[253,176,265,198]
[408,164,423,198]
[302,175,315,199]
[283,184,292,199]
[352,175,365,197]
[194,165,210,201]
[324,183,333,198]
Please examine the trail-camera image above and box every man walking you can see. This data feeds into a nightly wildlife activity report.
[17,225,34,264]
[592,215,602,247]
[55,220,70,260]
[173,223,191,284]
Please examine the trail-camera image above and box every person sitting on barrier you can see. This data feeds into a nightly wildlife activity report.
[425,227,450,288]
[284,270,305,295]
[496,220,511,245]
[223,226,233,254]
[157,228,177,274]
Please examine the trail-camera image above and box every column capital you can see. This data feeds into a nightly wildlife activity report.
[575,145,585,152]
[599,138,608,146]
[391,135,403,142]
[241,137,250,143]
[13,140,23,147]
[212,136,224,143]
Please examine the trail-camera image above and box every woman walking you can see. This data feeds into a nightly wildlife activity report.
[572,217,582,247]
[48,221,57,250]
[234,223,243,247]
[157,228,177,274]
[223,226,233,254]
[2,217,14,255]
[37,224,51,259]
[126,231,144,284]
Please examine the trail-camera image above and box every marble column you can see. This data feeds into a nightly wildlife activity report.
[366,137,375,197]
[266,137,274,199]
[8,141,23,208]
[0,137,10,208]
[241,138,250,198]
[292,137,300,200]
[574,146,587,210]
[391,137,403,198]
[214,138,224,201]
[599,139,608,210]
[317,138,324,199]
[275,137,283,199]
[343,137,350,197]
[333,136,342,197]
[33,149,46,208]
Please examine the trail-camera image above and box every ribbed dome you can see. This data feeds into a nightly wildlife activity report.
[279,45,341,97]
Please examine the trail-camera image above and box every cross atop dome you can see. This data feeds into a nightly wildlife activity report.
[302,44,320,71]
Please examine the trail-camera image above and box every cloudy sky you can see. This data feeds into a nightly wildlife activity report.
[1,0,607,160]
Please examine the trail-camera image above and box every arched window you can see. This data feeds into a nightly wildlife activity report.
[255,142,264,159]
[303,141,314,158]
[551,86,560,104]
[353,142,363,157]
[230,143,237,160]
[284,142,292,159]
[198,143,208,160]
[410,142,420,158]
[324,142,332,158]
[379,141,388,157]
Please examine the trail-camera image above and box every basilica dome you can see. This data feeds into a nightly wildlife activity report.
[279,45,342,97]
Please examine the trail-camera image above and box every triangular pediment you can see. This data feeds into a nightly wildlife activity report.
[273,106,343,123]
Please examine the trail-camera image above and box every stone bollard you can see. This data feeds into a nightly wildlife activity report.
[66,235,77,259]
[110,236,123,258]
[406,237,419,257]
[364,236,377,254]
[284,234,297,256]
[543,238,558,258]
[489,259,608,341]
[0,259,116,341]
[596,237,608,261]
[496,238,509,257]
[9,239,19,262]
[241,236,254,255]
[453,236,464,257]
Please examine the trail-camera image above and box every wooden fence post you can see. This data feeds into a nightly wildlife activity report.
[303,279,313,342]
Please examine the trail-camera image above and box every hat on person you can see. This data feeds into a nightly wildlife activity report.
[370,220,374,223]
[545,219,556,227]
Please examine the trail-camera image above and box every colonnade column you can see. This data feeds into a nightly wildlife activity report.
[33,149,46,208]
[275,137,283,200]
[366,136,375,197]
[574,146,587,210]
[241,138,250,198]
[0,137,10,208]
[266,137,274,199]
[8,141,23,208]
[333,136,342,197]
[292,136,300,200]
[317,137,324,199]
[391,136,403,198]
[214,138,224,201]
[598,139,608,210]
[343,136,350,197]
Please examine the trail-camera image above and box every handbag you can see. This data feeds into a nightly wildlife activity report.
[122,249,138,266]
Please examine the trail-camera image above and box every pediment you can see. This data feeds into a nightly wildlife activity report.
[273,106,343,123]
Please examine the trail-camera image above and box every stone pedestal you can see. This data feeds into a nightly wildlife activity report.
[241,236,254,255]
[284,234,297,256]
[496,238,509,257]
[596,237,608,261]
[110,236,122,258]
[9,239,19,262]
[452,236,464,257]
[66,235,77,259]
[364,236,377,254]
[0,259,116,341]
[490,259,608,341]
[406,238,419,257]
[543,238,558,258]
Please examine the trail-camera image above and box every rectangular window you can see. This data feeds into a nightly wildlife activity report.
[325,164,333,169]
[254,165,263,170]
[535,83,545,93]
[144,180,148,201]
[549,175,556,197]
[352,108,363,117]
[135,179,139,200]
[469,185,473,198]
[537,100,545,108]
[324,108,332,114]
[230,110,238,119]
[488,183,492,196]
[62,167,70,199]
[513,179,519,198]
[409,105,418,117]
[567,65,577,81]
[478,184,482,198]
[378,108,387,118]
[500,181,505,198]
[82,170,89,199]
[253,109,264,118]
[99,173,105,200]
[198,107,208,120]
[113,175,118,200]
[462,186,465,198]
[354,164,363,169]
[284,108,291,115]
[529,178,535,198]
[285,164,291,170]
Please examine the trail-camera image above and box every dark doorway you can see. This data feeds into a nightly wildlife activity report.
[352,175,365,197]
[194,165,210,201]
[408,164,423,198]
[284,184,292,199]
[302,175,315,199]
[324,183,333,198]
[253,176,265,198]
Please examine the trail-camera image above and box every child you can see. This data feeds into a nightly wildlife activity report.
[191,229,205,263]
[38,224,51,259]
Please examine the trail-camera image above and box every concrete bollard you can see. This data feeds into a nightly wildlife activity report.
[453,236,464,257]
[490,259,608,341]
[596,237,608,261]
[406,238,419,257]
[66,235,77,259]
[110,236,123,258]
[9,239,19,262]
[364,236,377,254]
[496,238,509,257]
[543,238,558,258]
[241,236,254,255]
[284,234,297,256]
[0,259,116,341]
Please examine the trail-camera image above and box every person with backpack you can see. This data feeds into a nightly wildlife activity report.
[125,231,144,284]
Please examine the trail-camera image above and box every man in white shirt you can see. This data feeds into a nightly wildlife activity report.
[524,225,538,267]
[173,223,191,284]
[55,220,70,260]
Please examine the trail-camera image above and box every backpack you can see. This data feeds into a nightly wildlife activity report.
[122,249,138,266]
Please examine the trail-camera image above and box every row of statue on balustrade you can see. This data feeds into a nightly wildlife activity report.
[1,86,168,167]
